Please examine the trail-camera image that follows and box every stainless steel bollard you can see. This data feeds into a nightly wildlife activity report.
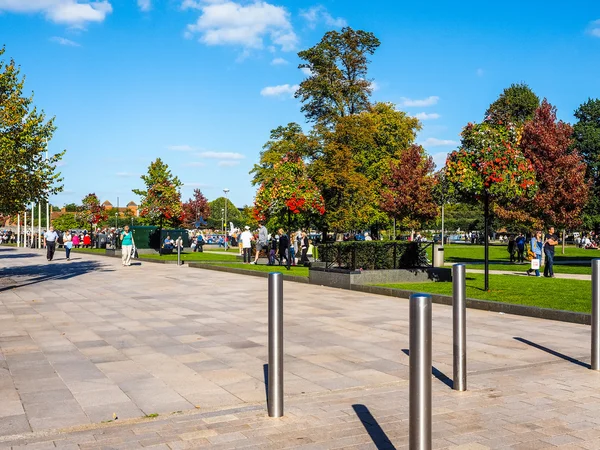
[452,264,467,391]
[268,272,284,417]
[409,293,432,450]
[592,259,600,370]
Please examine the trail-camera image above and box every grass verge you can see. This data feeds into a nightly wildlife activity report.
[378,273,592,313]
[199,262,310,277]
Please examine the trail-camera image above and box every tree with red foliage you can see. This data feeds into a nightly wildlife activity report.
[521,100,589,251]
[381,144,438,235]
[183,189,210,228]
[78,193,108,232]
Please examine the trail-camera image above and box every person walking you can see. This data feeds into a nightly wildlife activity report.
[120,225,135,267]
[240,225,253,263]
[527,230,543,277]
[43,226,59,261]
[63,230,73,261]
[278,228,290,269]
[253,222,268,264]
[507,234,516,263]
[544,226,559,278]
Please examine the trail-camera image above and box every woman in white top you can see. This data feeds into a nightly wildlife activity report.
[63,230,73,261]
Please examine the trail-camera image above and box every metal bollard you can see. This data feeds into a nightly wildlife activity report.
[592,259,600,370]
[409,293,432,450]
[452,264,467,391]
[268,272,284,417]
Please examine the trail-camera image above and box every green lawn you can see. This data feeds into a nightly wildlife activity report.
[200,262,310,277]
[71,248,107,254]
[141,251,238,262]
[444,244,600,275]
[379,273,592,313]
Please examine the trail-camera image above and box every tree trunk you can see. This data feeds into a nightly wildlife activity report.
[484,194,490,292]
[562,229,566,255]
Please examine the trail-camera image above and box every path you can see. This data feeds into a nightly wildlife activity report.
[0,247,599,448]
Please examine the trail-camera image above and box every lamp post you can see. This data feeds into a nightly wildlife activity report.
[115,212,118,229]
[221,208,224,235]
[223,188,230,250]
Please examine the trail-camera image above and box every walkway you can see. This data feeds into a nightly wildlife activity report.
[0,247,599,448]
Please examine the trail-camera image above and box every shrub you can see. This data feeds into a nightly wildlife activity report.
[317,241,430,270]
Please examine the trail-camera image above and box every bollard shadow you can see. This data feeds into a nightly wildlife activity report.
[263,363,269,406]
[402,349,453,389]
[513,337,589,369]
[352,404,396,450]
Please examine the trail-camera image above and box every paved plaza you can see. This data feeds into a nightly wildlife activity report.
[1,247,600,449]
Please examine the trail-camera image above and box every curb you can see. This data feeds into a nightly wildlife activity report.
[350,284,591,325]
[187,262,309,284]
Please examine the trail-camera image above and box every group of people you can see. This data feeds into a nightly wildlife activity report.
[505,227,559,278]
[233,223,312,268]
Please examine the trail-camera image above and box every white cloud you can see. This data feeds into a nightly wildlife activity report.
[181,0,201,10]
[588,19,600,37]
[116,172,138,177]
[260,83,298,98]
[218,160,240,167]
[50,36,81,47]
[271,57,289,66]
[0,0,113,25]
[300,67,313,76]
[183,161,206,167]
[0,0,114,25]
[476,68,484,77]
[301,5,346,29]
[185,1,298,53]
[55,161,67,167]
[167,144,196,152]
[399,96,439,107]
[137,0,151,11]
[419,137,458,147]
[414,112,440,121]
[368,80,379,91]
[197,151,245,160]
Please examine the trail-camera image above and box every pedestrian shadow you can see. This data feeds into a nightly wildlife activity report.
[401,349,453,389]
[0,252,40,259]
[0,260,113,292]
[352,404,396,450]
[513,337,589,369]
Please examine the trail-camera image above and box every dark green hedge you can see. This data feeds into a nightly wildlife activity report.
[317,241,430,270]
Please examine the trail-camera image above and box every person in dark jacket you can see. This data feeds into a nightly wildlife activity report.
[277,228,290,269]
[300,231,310,265]
[515,232,526,263]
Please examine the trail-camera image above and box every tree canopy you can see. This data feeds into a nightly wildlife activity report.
[485,83,540,125]
[0,47,64,219]
[296,27,380,126]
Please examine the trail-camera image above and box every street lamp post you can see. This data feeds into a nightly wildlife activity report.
[221,208,224,236]
[223,189,230,250]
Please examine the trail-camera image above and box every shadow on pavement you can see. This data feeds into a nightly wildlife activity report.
[263,364,269,405]
[401,349,453,389]
[513,337,589,369]
[352,404,396,450]
[0,259,113,292]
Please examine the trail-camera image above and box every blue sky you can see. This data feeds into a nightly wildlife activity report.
[1,0,599,208]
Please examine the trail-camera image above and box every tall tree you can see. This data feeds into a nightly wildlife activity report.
[207,197,241,230]
[573,98,600,232]
[520,100,589,247]
[381,145,438,233]
[183,189,210,228]
[0,47,64,220]
[133,158,184,228]
[296,27,380,126]
[485,83,540,125]
[79,193,107,232]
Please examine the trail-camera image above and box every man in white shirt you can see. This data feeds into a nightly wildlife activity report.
[240,226,254,264]
[44,226,59,261]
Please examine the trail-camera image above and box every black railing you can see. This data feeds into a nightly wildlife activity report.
[317,241,432,271]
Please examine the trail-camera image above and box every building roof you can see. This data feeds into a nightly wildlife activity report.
[127,201,137,207]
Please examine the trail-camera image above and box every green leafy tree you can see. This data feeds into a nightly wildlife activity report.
[296,27,380,126]
[78,193,108,232]
[133,158,184,228]
[207,197,241,230]
[485,83,540,125]
[573,98,600,232]
[63,203,79,212]
[0,47,64,220]
[182,189,210,228]
[52,213,85,231]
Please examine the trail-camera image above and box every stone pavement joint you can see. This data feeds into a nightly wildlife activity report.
[0,246,599,449]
